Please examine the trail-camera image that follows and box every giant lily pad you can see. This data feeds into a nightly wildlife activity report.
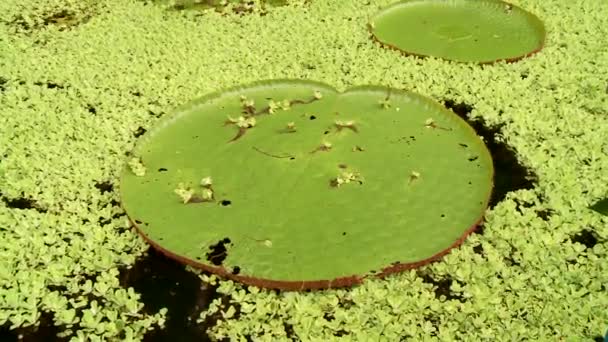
[369,0,546,63]
[120,79,494,290]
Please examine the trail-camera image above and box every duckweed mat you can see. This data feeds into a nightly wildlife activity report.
[0,0,607,340]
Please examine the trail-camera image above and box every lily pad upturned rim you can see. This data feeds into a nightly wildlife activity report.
[120,79,494,291]
[368,0,547,64]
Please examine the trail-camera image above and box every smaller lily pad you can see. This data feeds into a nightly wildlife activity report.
[369,0,546,63]
[590,197,608,216]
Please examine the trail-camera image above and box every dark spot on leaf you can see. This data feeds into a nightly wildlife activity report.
[309,115,316,120]
[231,266,241,275]
[219,200,231,206]
[206,238,231,265]
[158,168,168,172]
[467,156,478,162]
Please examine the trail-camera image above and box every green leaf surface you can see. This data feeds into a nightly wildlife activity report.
[119,79,494,289]
[369,0,546,63]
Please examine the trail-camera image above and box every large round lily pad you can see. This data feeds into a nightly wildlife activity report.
[120,80,494,290]
[369,0,546,63]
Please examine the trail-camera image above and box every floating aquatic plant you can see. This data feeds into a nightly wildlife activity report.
[119,79,494,290]
[369,0,546,63]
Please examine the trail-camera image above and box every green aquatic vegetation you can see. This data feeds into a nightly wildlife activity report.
[369,0,546,63]
[1,0,607,339]
[119,79,494,290]
[127,157,146,177]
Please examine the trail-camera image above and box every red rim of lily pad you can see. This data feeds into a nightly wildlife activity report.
[129,219,482,290]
